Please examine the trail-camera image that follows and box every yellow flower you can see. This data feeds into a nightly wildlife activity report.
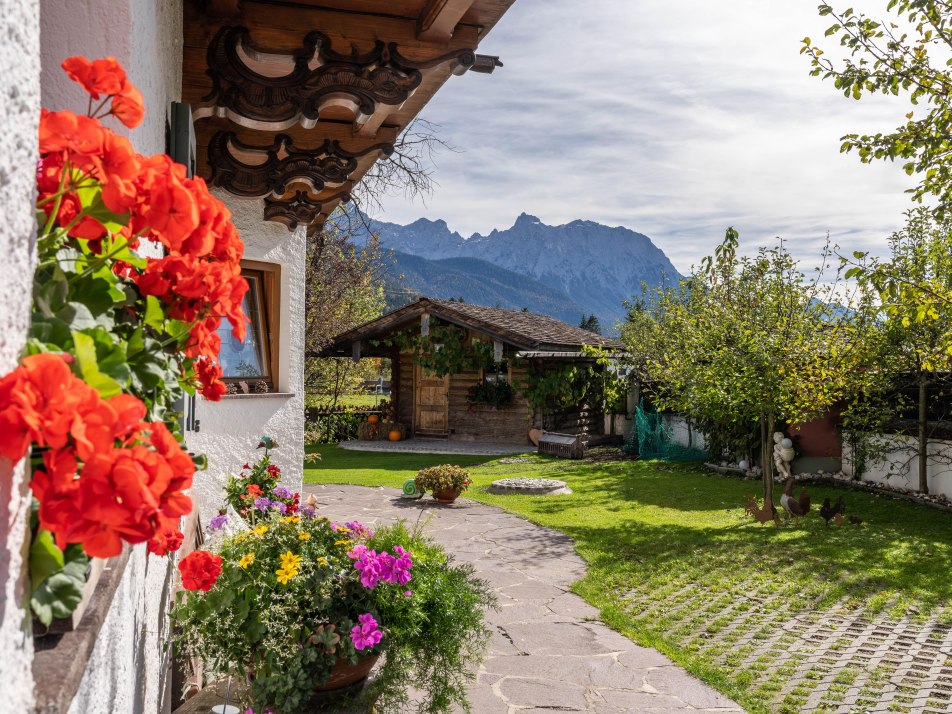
[298,532,311,541]
[281,515,301,524]
[280,550,303,570]
[334,539,351,546]
[238,553,255,569]
[275,566,298,585]
[335,526,352,533]
[317,557,328,567]
[234,532,248,543]
[253,525,268,536]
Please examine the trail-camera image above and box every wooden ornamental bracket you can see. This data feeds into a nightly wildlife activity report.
[194,26,477,132]
[263,189,351,232]
[206,131,393,197]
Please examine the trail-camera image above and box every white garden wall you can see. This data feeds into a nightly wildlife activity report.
[184,195,307,524]
[0,0,40,711]
[662,415,707,451]
[843,435,952,499]
[38,2,183,712]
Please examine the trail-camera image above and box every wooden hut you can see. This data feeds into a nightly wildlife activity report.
[318,298,625,445]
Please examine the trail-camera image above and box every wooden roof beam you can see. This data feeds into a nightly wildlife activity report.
[418,0,476,42]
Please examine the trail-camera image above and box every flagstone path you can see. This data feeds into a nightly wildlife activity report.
[304,484,744,714]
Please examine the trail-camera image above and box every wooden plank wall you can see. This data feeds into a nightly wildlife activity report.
[389,330,606,444]
[541,405,602,438]
[446,362,531,444]
[395,351,414,428]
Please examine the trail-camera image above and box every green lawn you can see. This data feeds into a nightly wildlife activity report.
[304,446,952,713]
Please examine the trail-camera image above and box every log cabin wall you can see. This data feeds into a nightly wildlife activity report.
[391,328,531,444]
[446,361,531,443]
[396,350,414,427]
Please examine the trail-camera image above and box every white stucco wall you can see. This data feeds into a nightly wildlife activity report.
[0,0,40,710]
[40,2,183,712]
[185,195,306,523]
[662,415,707,451]
[67,547,174,714]
[843,435,952,498]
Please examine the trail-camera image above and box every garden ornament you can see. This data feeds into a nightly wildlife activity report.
[401,479,424,499]
[772,432,794,481]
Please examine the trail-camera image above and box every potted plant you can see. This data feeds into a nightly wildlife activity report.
[172,513,493,713]
[223,438,300,521]
[414,464,473,504]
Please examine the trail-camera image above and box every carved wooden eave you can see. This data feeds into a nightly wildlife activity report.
[263,189,352,232]
[183,0,517,230]
[206,131,394,197]
[195,26,477,134]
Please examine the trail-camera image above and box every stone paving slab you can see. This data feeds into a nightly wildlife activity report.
[337,439,531,456]
[304,484,745,714]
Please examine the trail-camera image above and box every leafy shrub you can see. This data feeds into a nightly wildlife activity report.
[415,465,473,493]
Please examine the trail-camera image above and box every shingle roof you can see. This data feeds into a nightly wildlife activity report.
[318,297,623,356]
[427,299,622,350]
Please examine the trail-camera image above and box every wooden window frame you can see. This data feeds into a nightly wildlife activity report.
[480,360,509,386]
[221,260,281,391]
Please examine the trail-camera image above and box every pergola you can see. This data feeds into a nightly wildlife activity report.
[182,0,515,231]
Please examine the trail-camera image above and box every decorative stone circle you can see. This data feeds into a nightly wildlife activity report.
[486,477,572,495]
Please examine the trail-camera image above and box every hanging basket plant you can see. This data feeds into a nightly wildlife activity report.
[465,380,514,411]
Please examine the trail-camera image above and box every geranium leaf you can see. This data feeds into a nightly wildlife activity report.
[31,572,86,626]
[72,330,124,397]
[29,529,65,590]
[30,539,88,626]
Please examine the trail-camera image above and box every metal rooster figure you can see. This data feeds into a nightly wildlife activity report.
[780,477,810,518]
[744,495,781,526]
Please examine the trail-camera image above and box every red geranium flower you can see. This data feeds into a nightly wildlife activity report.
[147,526,184,556]
[179,550,223,592]
[111,82,144,129]
[61,56,126,99]
[247,483,262,498]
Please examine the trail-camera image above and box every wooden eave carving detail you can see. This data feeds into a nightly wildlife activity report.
[195,26,477,130]
[207,131,393,197]
[264,190,351,231]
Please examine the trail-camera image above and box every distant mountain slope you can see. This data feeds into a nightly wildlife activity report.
[364,212,681,329]
[383,250,587,324]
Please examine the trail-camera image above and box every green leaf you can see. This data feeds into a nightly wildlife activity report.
[72,330,125,397]
[30,538,89,626]
[29,530,65,590]
[59,302,100,332]
[145,296,165,331]
[31,572,86,626]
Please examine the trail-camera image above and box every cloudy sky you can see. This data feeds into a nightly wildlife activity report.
[376,0,921,274]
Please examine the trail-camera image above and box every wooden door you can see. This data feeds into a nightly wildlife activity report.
[414,364,449,436]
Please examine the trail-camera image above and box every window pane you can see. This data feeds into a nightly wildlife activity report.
[484,362,508,385]
[218,275,268,379]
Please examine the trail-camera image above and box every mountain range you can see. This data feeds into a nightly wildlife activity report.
[359,212,681,330]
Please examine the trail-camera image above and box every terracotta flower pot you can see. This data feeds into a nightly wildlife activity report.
[319,654,380,692]
[432,488,461,504]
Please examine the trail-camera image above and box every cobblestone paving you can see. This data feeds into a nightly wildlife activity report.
[623,582,952,714]
[304,484,744,714]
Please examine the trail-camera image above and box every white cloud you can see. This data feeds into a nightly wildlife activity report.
[376,0,918,273]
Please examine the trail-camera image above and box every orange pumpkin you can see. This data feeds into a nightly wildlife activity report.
[388,429,402,442]
[367,414,380,424]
